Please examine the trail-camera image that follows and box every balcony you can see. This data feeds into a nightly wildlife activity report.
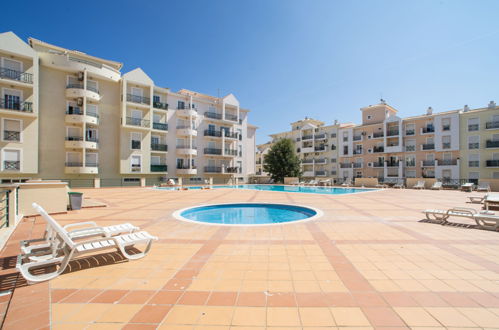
[315,170,327,176]
[227,167,240,174]
[301,146,314,153]
[314,146,326,152]
[442,125,451,131]
[421,126,435,134]
[442,142,451,149]
[176,165,197,175]
[127,94,150,105]
[468,124,479,131]
[131,165,141,173]
[0,67,33,84]
[0,98,33,113]
[373,146,384,153]
[302,159,314,164]
[353,163,363,168]
[486,140,499,148]
[224,131,238,139]
[177,107,198,117]
[405,145,416,152]
[302,135,313,141]
[204,112,223,120]
[151,143,168,152]
[486,121,499,129]
[468,161,479,167]
[65,136,98,149]
[468,143,479,149]
[353,149,363,155]
[65,108,99,125]
[225,113,238,122]
[176,146,197,156]
[486,160,499,167]
[153,101,168,110]
[66,83,100,102]
[315,158,327,164]
[3,161,20,171]
[224,149,238,157]
[204,166,222,173]
[126,117,150,128]
[152,122,168,131]
[421,143,435,150]
[64,162,98,174]
[302,171,314,177]
[372,132,384,138]
[314,133,326,140]
[386,162,399,167]
[438,159,457,166]
[405,129,415,136]
[3,130,20,142]
[204,148,222,155]
[176,125,197,136]
[422,160,435,167]
[151,165,168,172]
[340,163,351,168]
[406,161,416,167]
[353,135,362,141]
[386,129,399,137]
[372,162,384,167]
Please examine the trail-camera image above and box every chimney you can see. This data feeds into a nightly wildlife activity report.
[488,101,496,109]
[463,105,470,112]
[334,119,338,125]
[426,107,433,115]
[380,98,386,105]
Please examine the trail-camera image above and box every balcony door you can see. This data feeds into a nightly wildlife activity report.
[2,58,22,76]
[131,109,142,120]
[131,87,143,97]
[151,156,160,165]
[131,155,141,172]
[86,128,98,142]
[3,88,21,110]
[151,135,160,145]
[66,152,81,166]
[85,153,98,167]
[67,126,81,140]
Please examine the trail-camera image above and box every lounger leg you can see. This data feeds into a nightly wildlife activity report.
[117,240,153,260]
[17,252,71,284]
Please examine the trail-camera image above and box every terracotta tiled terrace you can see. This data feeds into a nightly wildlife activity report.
[1,187,499,329]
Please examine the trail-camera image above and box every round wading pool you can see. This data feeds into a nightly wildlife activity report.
[173,203,322,226]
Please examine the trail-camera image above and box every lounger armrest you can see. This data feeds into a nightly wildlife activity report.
[63,221,98,230]
[447,207,477,215]
[68,226,106,236]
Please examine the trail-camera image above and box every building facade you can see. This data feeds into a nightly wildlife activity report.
[0,32,256,186]
[262,101,499,183]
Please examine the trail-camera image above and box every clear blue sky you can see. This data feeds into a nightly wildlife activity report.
[2,0,499,144]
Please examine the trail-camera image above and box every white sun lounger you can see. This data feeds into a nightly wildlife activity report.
[413,180,425,189]
[423,207,478,224]
[476,182,491,192]
[484,193,499,210]
[17,203,158,283]
[473,214,499,231]
[431,182,443,190]
[341,179,352,187]
[461,182,474,192]
[468,196,485,204]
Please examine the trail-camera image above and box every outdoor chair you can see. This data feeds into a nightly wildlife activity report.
[477,182,491,192]
[413,180,425,189]
[431,182,443,190]
[461,182,474,192]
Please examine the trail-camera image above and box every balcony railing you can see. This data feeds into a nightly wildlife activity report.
[0,98,33,112]
[372,162,384,167]
[177,164,196,170]
[422,160,435,166]
[65,162,83,167]
[340,163,351,168]
[442,142,451,149]
[315,158,327,164]
[153,101,168,110]
[353,149,363,155]
[3,130,20,141]
[224,131,238,139]
[353,135,362,141]
[439,159,457,166]
[486,121,499,129]
[126,117,150,128]
[468,124,479,131]
[0,67,33,84]
[386,129,399,136]
[314,146,326,151]
[225,149,238,156]
[204,112,223,120]
[442,125,451,131]
[314,133,326,139]
[373,146,384,153]
[227,167,240,173]
[153,122,168,131]
[131,140,141,149]
[131,165,141,172]
[373,132,384,138]
[151,165,168,172]
[486,160,499,167]
[486,140,499,148]
[204,130,222,137]
[405,129,415,136]
[302,135,313,140]
[406,161,416,167]
[422,143,435,150]
[405,145,415,152]
[315,170,327,176]
[386,162,399,167]
[225,113,238,122]
[353,163,362,168]
[468,143,479,149]
[86,136,99,143]
[4,161,20,170]
[422,126,435,133]
[151,143,168,152]
[67,83,100,95]
[204,148,222,155]
[204,166,222,173]
[468,161,479,167]
[302,159,314,164]
[87,112,99,119]
[65,136,83,141]
[127,94,150,105]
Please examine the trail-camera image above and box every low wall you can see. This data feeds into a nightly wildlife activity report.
[18,181,69,217]
[406,178,437,189]
[479,179,499,192]
[284,177,299,184]
[354,178,378,187]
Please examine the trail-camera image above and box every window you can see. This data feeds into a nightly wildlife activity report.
[131,87,143,97]
[151,156,160,165]
[178,101,185,109]
[131,109,142,119]
[367,115,372,120]
[468,135,479,149]
[2,119,21,142]
[87,80,98,93]
[493,172,499,179]
[405,123,415,135]
[66,126,82,140]
[151,135,160,145]
[1,57,22,76]
[405,155,415,167]
[131,155,141,172]
[468,118,479,131]
[85,152,98,167]
[3,88,22,110]
[86,128,98,142]
[153,95,160,103]
[442,169,451,179]
[442,136,451,149]
[86,103,98,117]
[442,118,451,131]
[3,149,20,170]
[65,152,81,167]
[469,154,479,167]
[130,132,141,150]
[123,178,140,182]
[406,170,416,178]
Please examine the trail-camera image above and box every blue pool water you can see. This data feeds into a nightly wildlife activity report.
[178,203,318,225]
[212,184,373,195]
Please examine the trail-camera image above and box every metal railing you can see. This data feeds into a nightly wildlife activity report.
[386,162,399,167]
[422,143,435,150]
[468,124,479,131]
[177,164,197,169]
[204,148,222,155]
[373,146,384,153]
[153,101,168,110]
[126,117,150,127]
[486,160,499,167]
[0,189,9,229]
[486,121,499,129]
[315,158,327,164]
[65,136,83,141]
[0,67,33,83]
[204,112,223,120]
[302,135,313,140]
[422,126,435,133]
[406,161,416,167]
[151,143,168,152]
[353,149,363,155]
[373,132,384,138]
[468,161,479,167]
[302,159,314,164]
[315,133,326,139]
[353,135,362,141]
[66,107,83,115]
[340,163,351,168]
[442,143,451,149]
[131,165,141,172]
[151,165,168,172]
[405,129,415,135]
[372,162,384,167]
[405,145,415,152]
[439,159,457,166]
[353,163,363,168]
[3,130,20,141]
[468,142,479,149]
[67,83,99,94]
[65,162,83,167]
[227,167,240,173]
[153,122,168,130]
[225,113,238,122]
[442,125,451,131]
[126,94,150,104]
[224,132,238,139]
[0,98,33,112]
[86,136,99,143]
[204,130,222,137]
[314,146,326,151]
[87,112,99,119]
[422,160,435,166]
[224,149,238,156]
[486,140,499,148]
[85,162,99,167]
[4,161,20,170]
[204,166,222,173]
[386,129,399,136]
[315,170,327,176]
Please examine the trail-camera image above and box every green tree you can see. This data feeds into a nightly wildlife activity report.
[263,138,301,183]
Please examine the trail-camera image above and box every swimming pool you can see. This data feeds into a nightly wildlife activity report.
[212,184,374,195]
[174,203,321,225]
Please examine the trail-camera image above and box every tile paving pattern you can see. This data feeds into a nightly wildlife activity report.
[0,187,498,329]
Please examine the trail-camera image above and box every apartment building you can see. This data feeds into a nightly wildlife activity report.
[261,100,498,183]
[0,31,256,186]
[255,142,271,176]
[263,118,340,179]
